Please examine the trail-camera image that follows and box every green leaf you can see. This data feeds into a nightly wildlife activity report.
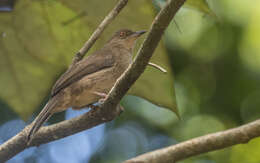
[128,44,179,117]
[0,0,178,119]
[0,0,91,119]
[230,138,260,163]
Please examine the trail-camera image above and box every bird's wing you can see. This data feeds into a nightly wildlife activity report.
[51,49,114,97]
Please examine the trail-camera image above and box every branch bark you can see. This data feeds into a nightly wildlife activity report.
[0,0,186,162]
[125,119,260,163]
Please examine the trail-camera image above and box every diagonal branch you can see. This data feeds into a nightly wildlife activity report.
[125,119,260,163]
[0,0,186,162]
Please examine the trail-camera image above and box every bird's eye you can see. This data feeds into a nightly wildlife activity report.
[119,31,126,37]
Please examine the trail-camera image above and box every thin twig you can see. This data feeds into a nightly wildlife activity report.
[72,0,128,64]
[174,19,182,33]
[148,62,167,73]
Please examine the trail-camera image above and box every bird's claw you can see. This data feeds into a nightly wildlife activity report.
[92,91,124,115]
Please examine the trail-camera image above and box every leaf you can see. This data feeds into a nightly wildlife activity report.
[230,138,260,163]
[0,0,89,119]
[0,0,178,119]
[128,46,178,116]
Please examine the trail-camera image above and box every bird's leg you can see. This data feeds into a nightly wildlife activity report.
[92,91,108,104]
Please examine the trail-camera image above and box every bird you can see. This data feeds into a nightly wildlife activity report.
[27,29,146,143]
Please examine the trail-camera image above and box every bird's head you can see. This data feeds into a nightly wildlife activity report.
[108,29,146,51]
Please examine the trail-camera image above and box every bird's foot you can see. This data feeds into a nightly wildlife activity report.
[92,91,124,115]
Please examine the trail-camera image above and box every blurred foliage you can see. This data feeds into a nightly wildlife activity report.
[155,0,215,17]
[1,0,260,163]
[0,0,178,119]
[185,0,215,17]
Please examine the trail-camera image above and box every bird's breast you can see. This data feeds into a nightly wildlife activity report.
[68,63,129,108]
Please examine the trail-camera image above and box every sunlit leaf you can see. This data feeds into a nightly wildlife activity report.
[230,138,260,163]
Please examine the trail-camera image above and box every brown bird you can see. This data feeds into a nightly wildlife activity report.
[27,29,146,143]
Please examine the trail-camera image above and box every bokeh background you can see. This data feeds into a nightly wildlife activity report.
[1,0,260,163]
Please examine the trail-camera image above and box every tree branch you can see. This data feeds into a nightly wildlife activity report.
[0,0,186,161]
[0,108,121,162]
[125,119,260,163]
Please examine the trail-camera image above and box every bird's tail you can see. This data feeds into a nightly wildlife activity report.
[27,98,58,144]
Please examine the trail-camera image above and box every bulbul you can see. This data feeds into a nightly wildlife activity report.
[27,29,146,143]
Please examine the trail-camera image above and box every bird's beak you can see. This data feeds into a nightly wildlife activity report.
[132,30,146,37]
